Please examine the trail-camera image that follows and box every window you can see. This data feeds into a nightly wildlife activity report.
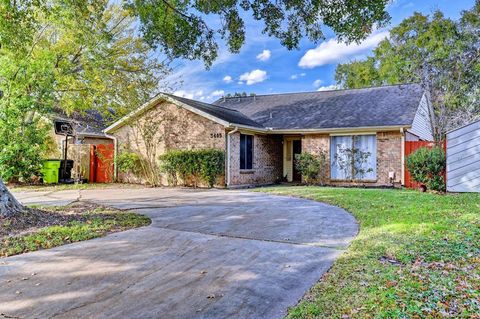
[330,135,377,180]
[240,134,253,169]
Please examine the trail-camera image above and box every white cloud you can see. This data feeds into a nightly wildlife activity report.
[239,69,268,85]
[298,31,389,68]
[173,90,204,100]
[256,49,271,62]
[223,75,233,83]
[317,85,340,91]
[238,81,244,85]
[290,72,306,80]
[173,90,194,99]
[313,79,323,88]
[210,90,225,97]
[173,89,227,102]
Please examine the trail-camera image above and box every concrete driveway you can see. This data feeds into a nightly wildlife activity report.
[1,188,358,319]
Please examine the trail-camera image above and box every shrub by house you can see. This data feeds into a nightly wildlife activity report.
[406,146,446,192]
[159,149,225,187]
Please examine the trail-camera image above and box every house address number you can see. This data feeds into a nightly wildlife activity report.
[210,133,223,138]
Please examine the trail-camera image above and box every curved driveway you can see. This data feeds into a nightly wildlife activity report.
[1,188,358,319]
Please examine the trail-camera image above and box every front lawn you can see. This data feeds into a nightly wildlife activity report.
[256,186,480,318]
[1,202,151,257]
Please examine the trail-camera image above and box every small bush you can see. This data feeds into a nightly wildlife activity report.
[117,152,142,175]
[406,146,446,192]
[295,152,327,184]
[159,149,224,187]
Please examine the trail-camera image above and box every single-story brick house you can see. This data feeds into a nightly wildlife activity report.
[104,83,435,188]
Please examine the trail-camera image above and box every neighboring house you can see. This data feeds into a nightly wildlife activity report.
[51,110,114,148]
[446,119,480,193]
[49,111,114,182]
[105,83,435,188]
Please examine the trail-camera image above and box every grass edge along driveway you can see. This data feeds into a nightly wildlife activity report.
[1,204,151,258]
[255,186,480,319]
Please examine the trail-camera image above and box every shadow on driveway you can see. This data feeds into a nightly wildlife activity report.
[2,188,358,319]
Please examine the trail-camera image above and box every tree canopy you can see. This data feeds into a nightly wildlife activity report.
[127,0,391,67]
[335,2,480,134]
[0,0,170,182]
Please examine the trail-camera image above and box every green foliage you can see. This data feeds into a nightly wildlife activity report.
[335,3,480,133]
[335,57,382,89]
[0,1,171,183]
[117,152,142,176]
[406,146,446,192]
[257,186,480,318]
[0,122,50,182]
[198,149,226,187]
[127,0,391,67]
[159,149,225,187]
[294,152,326,184]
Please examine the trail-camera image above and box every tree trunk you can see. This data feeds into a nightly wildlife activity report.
[0,178,24,218]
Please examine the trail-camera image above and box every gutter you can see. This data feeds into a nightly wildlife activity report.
[226,127,239,187]
[269,125,412,134]
[223,124,412,135]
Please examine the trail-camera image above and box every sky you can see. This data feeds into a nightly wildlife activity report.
[167,0,476,102]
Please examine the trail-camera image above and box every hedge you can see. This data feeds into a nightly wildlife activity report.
[159,149,225,187]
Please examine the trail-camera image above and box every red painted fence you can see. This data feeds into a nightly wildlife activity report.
[404,141,446,189]
[89,144,114,183]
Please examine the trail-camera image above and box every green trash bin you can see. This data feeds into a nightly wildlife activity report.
[41,160,61,184]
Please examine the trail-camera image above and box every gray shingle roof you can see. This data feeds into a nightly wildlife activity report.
[164,93,263,128]
[213,84,425,130]
[53,110,109,137]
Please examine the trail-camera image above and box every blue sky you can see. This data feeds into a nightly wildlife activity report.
[168,0,476,102]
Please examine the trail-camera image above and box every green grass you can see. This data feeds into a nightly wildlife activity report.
[255,186,480,319]
[1,208,151,257]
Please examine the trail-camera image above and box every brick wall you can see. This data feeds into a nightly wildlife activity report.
[228,132,283,186]
[301,131,402,187]
[113,101,226,186]
[376,131,402,186]
[301,134,330,184]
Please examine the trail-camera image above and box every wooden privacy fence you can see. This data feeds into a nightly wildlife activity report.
[89,144,114,183]
[404,141,446,189]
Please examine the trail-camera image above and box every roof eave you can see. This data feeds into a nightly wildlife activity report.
[76,132,113,139]
[104,93,256,134]
[227,125,412,134]
[104,93,163,133]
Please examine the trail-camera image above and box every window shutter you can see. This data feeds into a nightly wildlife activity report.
[240,134,246,169]
[246,135,253,169]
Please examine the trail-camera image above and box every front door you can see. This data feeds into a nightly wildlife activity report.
[292,140,302,182]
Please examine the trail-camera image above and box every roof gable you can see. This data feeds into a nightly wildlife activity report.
[105,93,263,133]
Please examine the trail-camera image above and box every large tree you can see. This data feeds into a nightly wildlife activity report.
[335,2,480,135]
[127,0,392,67]
[0,0,170,217]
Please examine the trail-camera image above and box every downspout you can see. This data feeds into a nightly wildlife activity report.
[400,127,405,186]
[227,126,239,187]
[104,134,118,181]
